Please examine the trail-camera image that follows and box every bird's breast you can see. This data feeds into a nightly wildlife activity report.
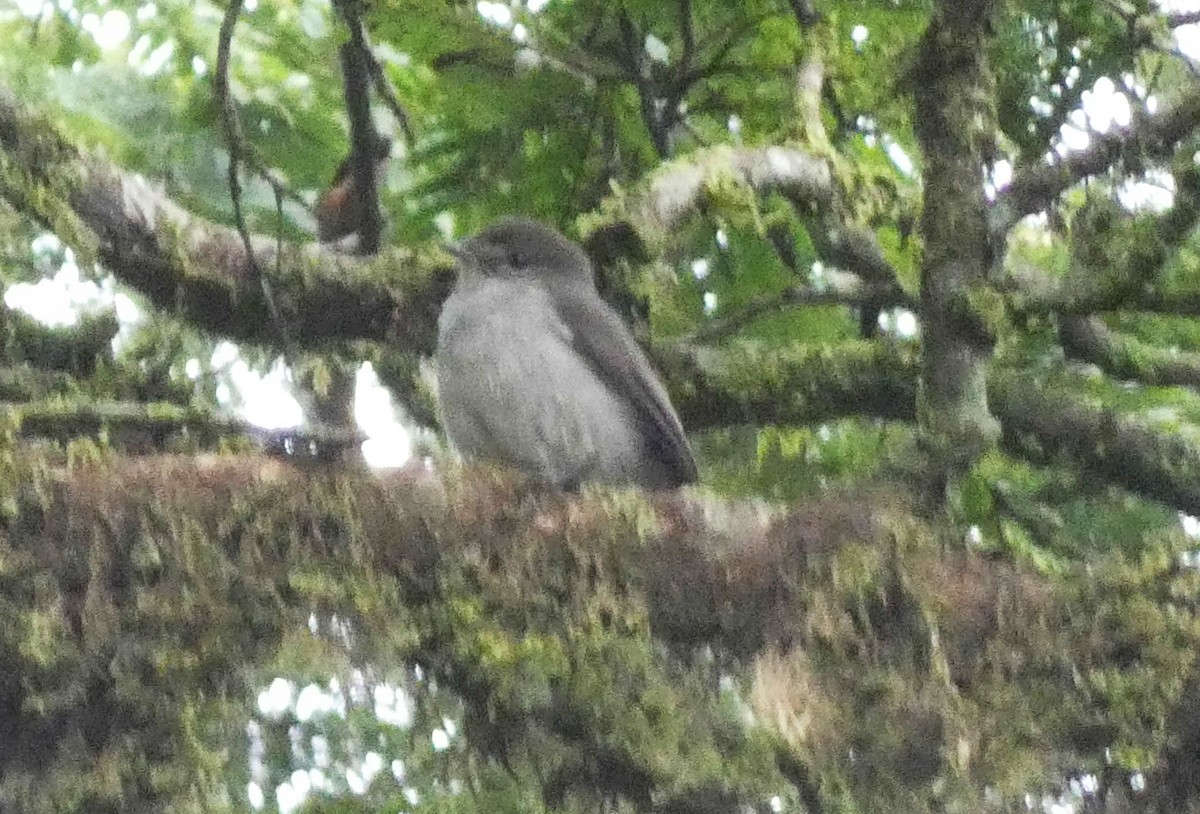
[436,280,646,486]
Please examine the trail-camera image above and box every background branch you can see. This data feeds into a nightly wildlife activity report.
[586,144,832,262]
[688,275,914,344]
[1169,10,1200,28]
[212,2,309,214]
[1007,164,1200,314]
[0,85,447,351]
[663,340,919,428]
[354,16,415,148]
[1058,314,1200,389]
[335,0,385,255]
[990,372,1200,515]
[994,81,1200,231]
[616,5,670,159]
[215,0,295,353]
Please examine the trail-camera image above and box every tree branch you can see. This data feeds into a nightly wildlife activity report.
[584,141,908,304]
[216,0,295,353]
[335,0,385,256]
[802,214,899,285]
[788,0,819,27]
[989,372,1200,516]
[585,144,832,256]
[8,400,245,444]
[0,85,450,353]
[354,16,415,148]
[10,454,924,812]
[0,366,79,402]
[1169,10,1200,28]
[680,19,755,87]
[687,275,914,344]
[1058,315,1200,389]
[8,400,364,458]
[994,81,1200,232]
[1007,163,1200,315]
[676,0,696,81]
[210,2,309,214]
[912,0,1002,468]
[616,5,670,159]
[662,340,919,428]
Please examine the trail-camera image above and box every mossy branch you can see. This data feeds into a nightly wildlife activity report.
[0,86,452,354]
[3,455,1196,811]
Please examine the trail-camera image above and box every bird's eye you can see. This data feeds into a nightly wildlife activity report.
[508,251,525,268]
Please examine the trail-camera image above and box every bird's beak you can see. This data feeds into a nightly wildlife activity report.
[446,239,469,263]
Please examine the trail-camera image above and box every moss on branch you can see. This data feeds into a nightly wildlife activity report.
[0,454,1195,812]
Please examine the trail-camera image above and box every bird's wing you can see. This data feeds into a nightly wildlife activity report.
[554,289,698,486]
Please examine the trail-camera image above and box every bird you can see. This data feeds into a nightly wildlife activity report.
[314,133,391,248]
[436,217,697,490]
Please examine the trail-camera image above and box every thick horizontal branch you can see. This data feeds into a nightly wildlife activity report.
[5,394,370,460]
[1058,315,1200,389]
[13,451,1159,812]
[662,340,919,428]
[994,81,1200,231]
[4,305,117,375]
[6,400,252,445]
[15,452,1055,809]
[1013,286,1200,321]
[0,86,452,355]
[989,372,1200,515]
[12,455,901,811]
[0,361,198,405]
[361,332,1200,515]
[0,366,77,401]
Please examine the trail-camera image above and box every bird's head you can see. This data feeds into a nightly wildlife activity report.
[448,218,593,285]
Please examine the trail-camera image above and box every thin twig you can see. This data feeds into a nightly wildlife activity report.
[214,0,294,352]
[347,10,415,148]
[688,278,913,344]
[242,153,312,212]
[212,6,308,213]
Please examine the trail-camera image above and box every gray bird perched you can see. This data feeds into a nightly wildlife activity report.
[436,217,697,490]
